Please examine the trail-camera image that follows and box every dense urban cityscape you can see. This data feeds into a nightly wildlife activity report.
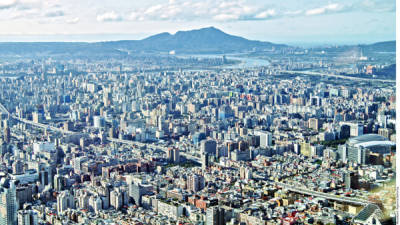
[0,0,397,221]
[0,26,396,225]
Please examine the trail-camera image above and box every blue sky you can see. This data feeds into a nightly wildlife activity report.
[0,0,395,45]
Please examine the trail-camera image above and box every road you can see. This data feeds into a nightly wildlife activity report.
[0,102,201,163]
[0,102,9,116]
[279,70,395,83]
[3,102,371,206]
[274,181,372,206]
[13,117,76,135]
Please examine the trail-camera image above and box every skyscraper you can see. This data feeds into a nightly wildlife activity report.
[202,153,209,170]
[129,182,145,206]
[187,174,205,193]
[0,179,17,225]
[201,139,217,155]
[110,189,123,210]
[206,207,225,225]
[348,146,368,165]
[3,127,10,144]
[57,191,75,215]
[166,148,180,163]
[54,174,64,191]
[17,210,38,225]
[173,148,180,163]
[255,131,272,148]
[308,118,320,131]
[344,172,359,189]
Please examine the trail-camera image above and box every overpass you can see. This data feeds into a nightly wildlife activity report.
[0,102,201,163]
[13,116,76,135]
[0,102,9,116]
[274,181,372,206]
[14,116,201,163]
[279,70,395,84]
[0,103,377,205]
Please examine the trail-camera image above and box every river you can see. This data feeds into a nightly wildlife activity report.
[176,53,270,69]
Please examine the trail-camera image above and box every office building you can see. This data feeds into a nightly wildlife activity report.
[308,118,320,131]
[0,179,17,225]
[255,131,272,148]
[201,140,217,155]
[206,207,225,225]
[17,210,38,225]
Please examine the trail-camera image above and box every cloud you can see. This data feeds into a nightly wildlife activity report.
[96,11,122,22]
[0,0,64,21]
[44,10,64,17]
[255,9,276,19]
[305,3,344,16]
[0,0,43,11]
[213,14,239,21]
[284,10,303,16]
[144,4,163,14]
[0,0,17,9]
[304,0,395,17]
[0,0,396,25]
[125,0,395,23]
[356,0,395,12]
[66,17,79,24]
[125,0,278,22]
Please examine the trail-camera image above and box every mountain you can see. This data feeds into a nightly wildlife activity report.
[0,28,394,57]
[110,27,288,53]
[0,27,288,57]
[360,40,395,53]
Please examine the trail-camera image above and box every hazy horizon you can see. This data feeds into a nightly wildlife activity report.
[0,0,395,46]
[0,29,394,48]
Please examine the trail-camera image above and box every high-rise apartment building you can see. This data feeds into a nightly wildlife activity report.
[57,191,75,215]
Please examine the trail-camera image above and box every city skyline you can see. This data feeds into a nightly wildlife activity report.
[0,0,395,45]
[0,1,396,224]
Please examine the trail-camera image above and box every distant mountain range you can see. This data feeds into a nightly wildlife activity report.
[100,27,288,54]
[359,40,395,53]
[0,27,395,57]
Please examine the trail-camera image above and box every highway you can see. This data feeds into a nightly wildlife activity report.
[0,102,201,163]
[274,181,372,206]
[13,117,76,135]
[279,70,395,84]
[0,103,9,116]
[4,102,371,206]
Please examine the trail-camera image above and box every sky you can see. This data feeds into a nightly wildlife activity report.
[0,0,396,45]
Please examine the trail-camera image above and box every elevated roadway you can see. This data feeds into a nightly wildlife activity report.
[274,181,372,206]
[279,70,395,83]
[0,102,201,163]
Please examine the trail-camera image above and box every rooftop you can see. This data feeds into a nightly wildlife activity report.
[353,204,382,222]
[347,134,387,145]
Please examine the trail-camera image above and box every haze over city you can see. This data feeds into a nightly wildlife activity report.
[0,0,395,45]
[0,1,396,225]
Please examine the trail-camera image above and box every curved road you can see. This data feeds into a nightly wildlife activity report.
[1,102,371,205]
[274,181,372,206]
[280,70,395,83]
[0,102,201,163]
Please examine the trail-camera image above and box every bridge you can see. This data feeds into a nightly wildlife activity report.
[274,181,372,206]
[279,70,395,84]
